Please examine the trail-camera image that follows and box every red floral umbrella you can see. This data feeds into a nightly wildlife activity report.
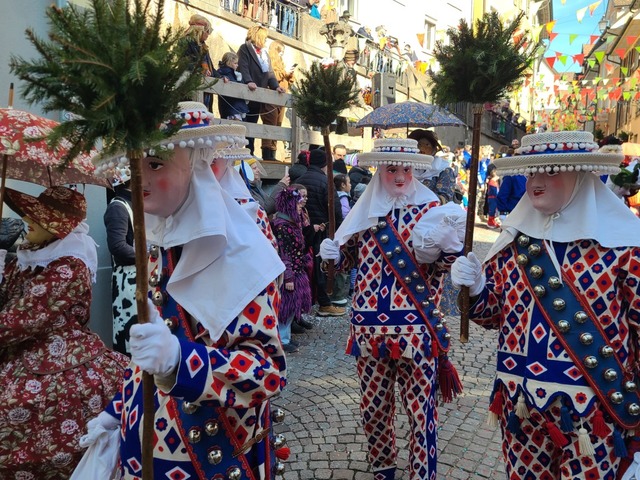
[0,108,110,188]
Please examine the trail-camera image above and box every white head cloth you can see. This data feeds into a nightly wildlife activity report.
[334,169,439,246]
[218,162,259,219]
[17,222,98,283]
[144,148,285,340]
[485,172,640,268]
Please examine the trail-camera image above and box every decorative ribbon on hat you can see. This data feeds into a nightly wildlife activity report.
[515,235,640,430]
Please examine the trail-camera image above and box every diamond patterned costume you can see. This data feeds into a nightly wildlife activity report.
[471,238,640,479]
[340,202,459,480]
[106,247,287,480]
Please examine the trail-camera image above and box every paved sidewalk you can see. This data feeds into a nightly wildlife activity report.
[273,225,505,480]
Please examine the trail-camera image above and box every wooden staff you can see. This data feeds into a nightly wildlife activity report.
[322,127,335,294]
[127,150,154,479]
[459,104,483,344]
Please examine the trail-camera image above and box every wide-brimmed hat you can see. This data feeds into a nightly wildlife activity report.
[357,138,433,168]
[4,186,86,239]
[94,102,247,178]
[493,130,622,176]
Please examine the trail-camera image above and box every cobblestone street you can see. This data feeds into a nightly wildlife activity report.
[273,226,505,480]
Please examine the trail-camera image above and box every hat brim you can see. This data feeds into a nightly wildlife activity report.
[493,152,623,176]
[357,152,433,168]
[4,189,81,239]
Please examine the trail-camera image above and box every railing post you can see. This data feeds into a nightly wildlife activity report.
[290,106,301,166]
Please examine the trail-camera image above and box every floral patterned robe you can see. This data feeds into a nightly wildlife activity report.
[0,255,128,479]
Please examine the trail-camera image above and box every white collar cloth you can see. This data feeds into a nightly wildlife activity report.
[144,150,285,341]
[486,172,640,263]
[334,169,439,246]
[17,222,98,283]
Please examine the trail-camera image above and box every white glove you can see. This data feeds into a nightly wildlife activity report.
[79,411,120,448]
[319,238,341,262]
[451,252,485,296]
[413,216,465,264]
[130,301,181,377]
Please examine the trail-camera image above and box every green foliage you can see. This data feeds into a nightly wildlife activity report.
[429,12,538,106]
[619,130,631,142]
[291,62,359,129]
[10,0,203,164]
[594,128,605,141]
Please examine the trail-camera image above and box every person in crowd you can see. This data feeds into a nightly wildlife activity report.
[104,167,137,355]
[288,182,319,334]
[485,163,500,229]
[496,149,526,225]
[184,14,217,111]
[330,173,352,306]
[290,150,310,183]
[320,138,465,480]
[332,144,348,175]
[237,25,285,157]
[351,178,369,204]
[262,40,295,160]
[308,0,321,19]
[334,173,352,218]
[216,51,250,121]
[451,130,640,480]
[80,102,288,479]
[320,0,338,23]
[236,156,290,216]
[0,186,128,478]
[409,129,457,204]
[348,157,373,198]
[297,148,345,316]
[273,187,313,353]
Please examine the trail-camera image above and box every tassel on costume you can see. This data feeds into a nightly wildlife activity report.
[507,411,521,434]
[431,338,438,358]
[348,337,361,357]
[370,338,380,359]
[345,336,353,355]
[487,390,504,428]
[390,340,401,360]
[545,420,569,448]
[560,406,574,433]
[515,394,530,419]
[438,356,463,404]
[275,446,291,461]
[614,429,628,458]
[578,427,595,456]
[592,410,610,438]
[379,339,388,358]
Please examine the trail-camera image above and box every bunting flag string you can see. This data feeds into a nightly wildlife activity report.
[576,6,588,22]
[588,1,602,16]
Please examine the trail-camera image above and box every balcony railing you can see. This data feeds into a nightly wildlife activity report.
[219,0,302,39]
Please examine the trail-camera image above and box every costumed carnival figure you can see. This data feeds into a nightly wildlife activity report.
[451,130,640,479]
[78,102,289,480]
[0,186,128,478]
[320,138,466,480]
[210,132,278,250]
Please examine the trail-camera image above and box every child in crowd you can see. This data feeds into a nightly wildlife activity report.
[272,187,313,353]
[334,174,352,217]
[216,51,250,121]
[485,164,500,229]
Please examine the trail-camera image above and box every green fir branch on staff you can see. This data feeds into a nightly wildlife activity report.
[9,0,204,164]
[429,11,538,106]
[290,61,359,133]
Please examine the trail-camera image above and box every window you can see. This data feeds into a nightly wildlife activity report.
[423,18,436,51]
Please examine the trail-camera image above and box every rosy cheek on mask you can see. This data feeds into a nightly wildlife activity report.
[157,178,170,192]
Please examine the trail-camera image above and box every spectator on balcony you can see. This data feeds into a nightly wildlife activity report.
[261,40,295,160]
[184,14,218,112]
[237,25,285,157]
[308,0,321,19]
[321,0,338,24]
[216,52,250,121]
